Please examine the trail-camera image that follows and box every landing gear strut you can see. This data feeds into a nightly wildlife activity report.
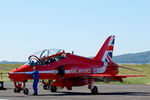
[14,81,29,95]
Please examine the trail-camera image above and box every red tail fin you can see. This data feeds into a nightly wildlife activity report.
[93,35,115,62]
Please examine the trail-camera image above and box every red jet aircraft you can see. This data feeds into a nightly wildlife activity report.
[8,35,144,95]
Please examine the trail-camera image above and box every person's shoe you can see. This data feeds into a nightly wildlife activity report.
[32,93,38,95]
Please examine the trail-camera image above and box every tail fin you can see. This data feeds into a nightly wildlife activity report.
[93,35,115,62]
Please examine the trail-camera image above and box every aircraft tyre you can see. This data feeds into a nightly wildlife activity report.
[43,85,47,90]
[91,86,98,94]
[23,88,29,95]
[51,86,57,92]
[14,88,21,93]
[43,85,49,90]
[14,88,17,93]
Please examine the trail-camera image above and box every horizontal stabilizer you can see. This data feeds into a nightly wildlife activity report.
[118,65,143,72]
[90,74,145,78]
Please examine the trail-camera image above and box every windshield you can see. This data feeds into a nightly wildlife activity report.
[33,49,64,59]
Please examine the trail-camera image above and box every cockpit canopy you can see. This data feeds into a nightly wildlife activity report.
[33,49,64,59]
[27,49,66,66]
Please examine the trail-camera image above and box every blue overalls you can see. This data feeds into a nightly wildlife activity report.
[31,70,39,95]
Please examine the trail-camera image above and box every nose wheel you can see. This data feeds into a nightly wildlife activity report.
[23,88,29,95]
[14,82,29,95]
[14,88,21,93]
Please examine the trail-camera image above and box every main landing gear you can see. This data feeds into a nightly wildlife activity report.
[42,80,57,93]
[43,84,57,93]
[88,78,98,94]
[14,81,29,95]
[50,85,57,92]
[91,86,98,94]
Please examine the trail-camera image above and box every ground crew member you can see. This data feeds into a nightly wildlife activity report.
[28,67,39,95]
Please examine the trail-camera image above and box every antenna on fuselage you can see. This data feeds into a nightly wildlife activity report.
[72,51,74,54]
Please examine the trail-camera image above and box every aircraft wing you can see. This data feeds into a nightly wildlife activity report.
[90,74,145,82]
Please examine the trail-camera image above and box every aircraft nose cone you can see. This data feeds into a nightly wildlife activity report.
[8,64,32,81]
[8,67,19,80]
[8,72,10,78]
[8,72,13,79]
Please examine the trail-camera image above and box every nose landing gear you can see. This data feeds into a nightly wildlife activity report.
[14,81,29,95]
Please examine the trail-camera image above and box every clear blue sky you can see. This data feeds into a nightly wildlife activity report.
[0,0,150,61]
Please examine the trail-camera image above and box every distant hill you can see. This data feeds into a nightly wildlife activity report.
[113,51,150,64]
[0,61,25,64]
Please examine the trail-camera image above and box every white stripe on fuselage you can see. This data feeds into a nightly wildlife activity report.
[9,70,72,74]
[10,67,107,75]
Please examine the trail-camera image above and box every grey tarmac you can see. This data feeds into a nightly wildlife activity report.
[0,82,150,100]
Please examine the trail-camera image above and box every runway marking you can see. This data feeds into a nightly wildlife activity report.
[0,99,9,100]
